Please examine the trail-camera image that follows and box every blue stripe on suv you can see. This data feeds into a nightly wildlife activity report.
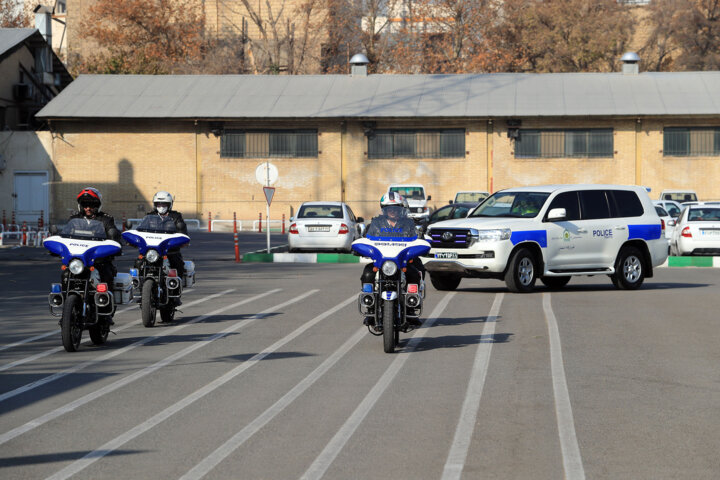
[510,230,548,248]
[628,224,662,240]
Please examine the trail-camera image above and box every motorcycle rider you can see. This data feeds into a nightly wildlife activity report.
[67,188,121,303]
[361,192,425,326]
[138,191,188,286]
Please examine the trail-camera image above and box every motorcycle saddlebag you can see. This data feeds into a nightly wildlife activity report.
[183,261,195,288]
[113,273,134,304]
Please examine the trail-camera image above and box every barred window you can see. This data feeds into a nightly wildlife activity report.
[664,127,720,157]
[515,129,613,158]
[221,130,318,158]
[368,129,465,159]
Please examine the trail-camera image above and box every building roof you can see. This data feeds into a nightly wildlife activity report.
[0,28,37,59]
[37,71,720,120]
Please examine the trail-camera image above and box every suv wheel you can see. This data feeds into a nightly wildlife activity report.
[430,273,461,291]
[613,246,645,290]
[505,248,537,293]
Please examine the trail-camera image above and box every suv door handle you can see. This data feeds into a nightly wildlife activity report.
[614,226,627,230]
[577,229,588,233]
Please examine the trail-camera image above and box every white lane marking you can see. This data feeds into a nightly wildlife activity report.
[0,304,140,354]
[179,296,362,480]
[543,293,585,480]
[301,292,456,480]
[442,293,504,480]
[44,290,320,480]
[0,288,288,446]
[0,289,235,374]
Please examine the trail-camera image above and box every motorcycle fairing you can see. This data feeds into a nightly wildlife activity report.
[351,237,431,268]
[122,230,190,255]
[43,236,122,266]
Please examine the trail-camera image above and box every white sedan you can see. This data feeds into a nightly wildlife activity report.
[670,205,720,256]
[288,202,365,253]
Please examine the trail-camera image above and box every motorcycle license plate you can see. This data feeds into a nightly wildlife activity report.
[307,226,330,232]
[435,252,458,259]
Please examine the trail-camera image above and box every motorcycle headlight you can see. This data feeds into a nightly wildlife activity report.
[69,259,85,275]
[146,249,160,263]
[381,260,398,276]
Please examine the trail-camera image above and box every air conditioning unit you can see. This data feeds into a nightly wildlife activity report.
[12,83,32,101]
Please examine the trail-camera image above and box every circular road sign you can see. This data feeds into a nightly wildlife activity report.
[255,162,279,186]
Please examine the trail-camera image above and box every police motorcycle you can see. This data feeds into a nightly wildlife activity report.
[122,215,193,327]
[351,229,431,353]
[44,218,129,352]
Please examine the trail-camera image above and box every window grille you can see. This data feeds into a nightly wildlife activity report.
[664,127,720,157]
[368,129,465,159]
[515,129,613,158]
[221,130,318,158]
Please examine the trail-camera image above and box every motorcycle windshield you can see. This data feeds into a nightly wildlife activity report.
[137,215,177,233]
[60,218,107,240]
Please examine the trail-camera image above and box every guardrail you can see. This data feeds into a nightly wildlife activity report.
[252,219,288,233]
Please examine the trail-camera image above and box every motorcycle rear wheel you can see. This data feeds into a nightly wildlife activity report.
[160,305,175,323]
[383,299,395,353]
[141,279,157,328]
[89,320,110,345]
[61,294,83,352]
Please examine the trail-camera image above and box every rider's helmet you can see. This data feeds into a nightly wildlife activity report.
[76,187,102,213]
[380,191,409,218]
[153,191,173,215]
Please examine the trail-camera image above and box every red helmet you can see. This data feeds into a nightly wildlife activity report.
[77,187,102,211]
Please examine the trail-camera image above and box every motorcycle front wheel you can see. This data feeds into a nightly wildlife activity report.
[141,279,157,328]
[383,299,395,353]
[61,294,83,352]
[89,319,110,345]
[160,305,175,323]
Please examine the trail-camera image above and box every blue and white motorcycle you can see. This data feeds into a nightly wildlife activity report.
[122,215,192,327]
[352,234,431,353]
[44,218,123,352]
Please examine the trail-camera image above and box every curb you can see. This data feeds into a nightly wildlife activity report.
[240,253,720,267]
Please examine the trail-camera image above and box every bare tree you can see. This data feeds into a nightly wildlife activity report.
[0,0,31,27]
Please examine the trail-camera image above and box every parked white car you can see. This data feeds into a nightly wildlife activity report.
[288,202,364,253]
[653,200,683,219]
[387,184,431,223]
[654,205,676,240]
[659,189,698,203]
[670,205,720,256]
[423,184,669,292]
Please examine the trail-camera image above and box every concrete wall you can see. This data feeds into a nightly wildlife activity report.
[44,115,720,224]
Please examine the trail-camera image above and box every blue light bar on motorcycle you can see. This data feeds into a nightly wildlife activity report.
[362,283,373,293]
[130,268,139,277]
[51,283,62,293]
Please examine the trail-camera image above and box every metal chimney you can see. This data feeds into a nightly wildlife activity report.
[621,52,640,75]
[34,5,52,44]
[350,53,369,77]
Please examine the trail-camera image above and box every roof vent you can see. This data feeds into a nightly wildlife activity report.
[350,53,369,77]
[621,52,640,75]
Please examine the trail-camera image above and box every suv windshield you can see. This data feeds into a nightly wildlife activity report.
[61,218,107,240]
[389,186,425,200]
[663,192,698,202]
[138,215,177,233]
[469,191,550,218]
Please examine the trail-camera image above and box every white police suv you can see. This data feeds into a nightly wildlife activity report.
[423,185,669,292]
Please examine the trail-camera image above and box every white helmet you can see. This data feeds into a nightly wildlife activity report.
[381,192,408,209]
[153,191,173,214]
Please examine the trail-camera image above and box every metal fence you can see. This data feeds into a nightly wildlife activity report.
[515,129,613,158]
[664,128,720,157]
[368,129,465,159]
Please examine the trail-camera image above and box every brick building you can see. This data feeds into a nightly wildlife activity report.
[35,56,720,225]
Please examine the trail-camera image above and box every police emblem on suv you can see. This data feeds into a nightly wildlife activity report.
[442,231,454,241]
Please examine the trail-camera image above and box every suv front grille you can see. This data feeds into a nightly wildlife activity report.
[429,228,472,249]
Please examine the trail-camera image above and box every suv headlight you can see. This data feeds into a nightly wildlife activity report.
[470,228,511,243]
[381,261,398,276]
[146,249,160,263]
[68,259,85,275]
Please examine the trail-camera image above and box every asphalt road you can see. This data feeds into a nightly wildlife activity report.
[1,235,719,479]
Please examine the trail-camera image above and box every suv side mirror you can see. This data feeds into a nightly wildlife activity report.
[356,217,364,223]
[547,208,567,222]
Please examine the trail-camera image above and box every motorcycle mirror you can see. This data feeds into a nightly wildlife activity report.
[49,225,58,235]
[176,221,186,232]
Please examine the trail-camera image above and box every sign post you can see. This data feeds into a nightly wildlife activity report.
[256,163,278,254]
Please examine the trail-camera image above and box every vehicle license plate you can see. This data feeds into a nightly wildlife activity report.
[701,229,720,236]
[435,252,458,259]
[307,226,330,232]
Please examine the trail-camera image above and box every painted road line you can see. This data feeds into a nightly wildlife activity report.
[442,293,504,480]
[0,289,288,446]
[44,290,323,480]
[0,290,235,373]
[543,294,586,480]
[301,293,456,480]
